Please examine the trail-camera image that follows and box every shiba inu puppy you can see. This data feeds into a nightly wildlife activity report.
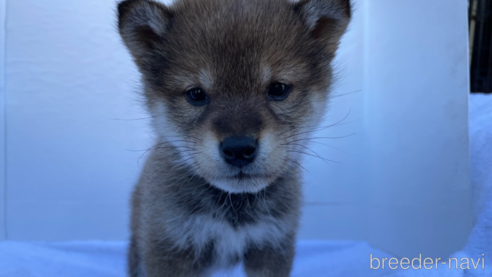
[117,0,351,276]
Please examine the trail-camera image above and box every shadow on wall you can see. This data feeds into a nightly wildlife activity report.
[469,0,492,93]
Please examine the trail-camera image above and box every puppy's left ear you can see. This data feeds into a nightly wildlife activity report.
[294,0,351,50]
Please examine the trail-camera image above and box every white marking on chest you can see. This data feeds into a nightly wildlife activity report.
[166,215,289,266]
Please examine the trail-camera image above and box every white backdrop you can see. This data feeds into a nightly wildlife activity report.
[0,0,472,258]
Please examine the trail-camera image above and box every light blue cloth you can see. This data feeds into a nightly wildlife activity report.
[0,240,395,277]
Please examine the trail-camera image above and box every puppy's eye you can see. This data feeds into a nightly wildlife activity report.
[185,87,209,106]
[266,82,292,101]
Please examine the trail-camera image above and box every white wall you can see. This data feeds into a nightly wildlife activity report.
[4,0,148,240]
[0,0,6,241]
[364,0,472,258]
[0,0,472,258]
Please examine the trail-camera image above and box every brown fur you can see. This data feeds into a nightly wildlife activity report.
[117,0,351,276]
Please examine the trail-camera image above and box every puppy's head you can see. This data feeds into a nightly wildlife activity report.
[118,0,351,193]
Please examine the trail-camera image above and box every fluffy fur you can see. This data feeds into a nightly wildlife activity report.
[117,0,351,276]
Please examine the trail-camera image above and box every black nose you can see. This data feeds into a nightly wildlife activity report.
[220,136,257,167]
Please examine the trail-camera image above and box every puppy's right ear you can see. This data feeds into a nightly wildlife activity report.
[117,0,172,59]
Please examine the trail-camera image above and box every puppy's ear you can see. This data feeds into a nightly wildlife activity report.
[117,0,172,59]
[294,0,351,50]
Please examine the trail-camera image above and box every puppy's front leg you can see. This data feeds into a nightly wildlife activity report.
[243,243,295,277]
[142,241,213,277]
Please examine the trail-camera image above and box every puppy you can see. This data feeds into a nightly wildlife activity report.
[117,0,351,276]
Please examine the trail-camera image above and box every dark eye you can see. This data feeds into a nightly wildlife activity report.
[185,87,209,106]
[266,82,292,101]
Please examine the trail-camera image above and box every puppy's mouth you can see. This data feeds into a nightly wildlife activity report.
[224,171,264,182]
[235,171,248,180]
[208,171,275,193]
